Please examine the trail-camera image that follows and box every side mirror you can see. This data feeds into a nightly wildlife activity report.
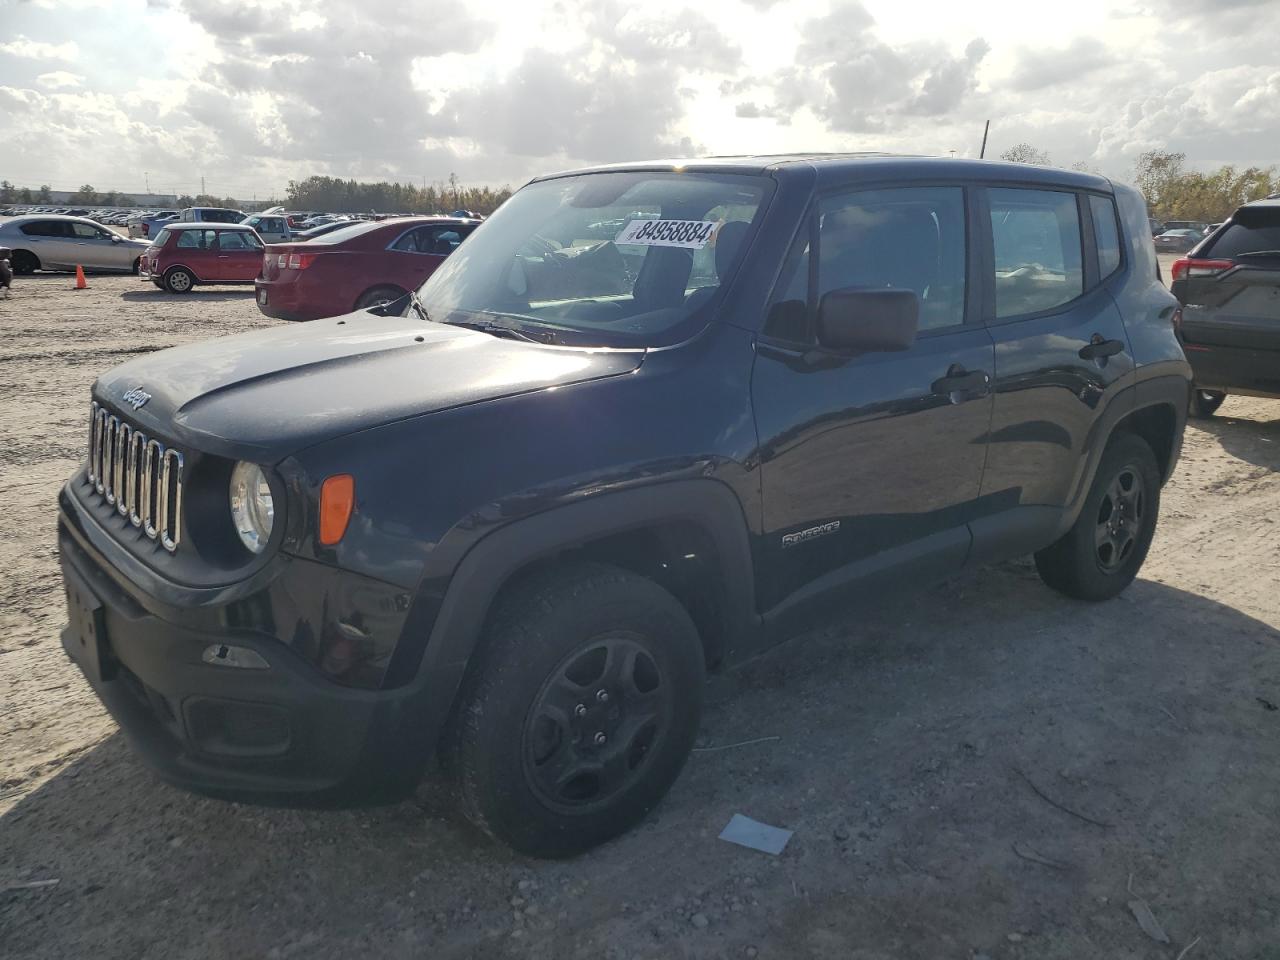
[110,234,122,243]
[817,287,919,353]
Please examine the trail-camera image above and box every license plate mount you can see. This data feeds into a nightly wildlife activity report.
[61,568,113,684]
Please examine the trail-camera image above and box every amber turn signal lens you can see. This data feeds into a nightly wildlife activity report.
[319,474,355,545]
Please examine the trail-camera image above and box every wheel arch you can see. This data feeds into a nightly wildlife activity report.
[10,248,40,272]
[396,480,760,749]
[1060,373,1189,535]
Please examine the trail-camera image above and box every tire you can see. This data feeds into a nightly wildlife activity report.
[445,561,705,858]
[1034,433,1161,601]
[354,285,406,310]
[131,257,141,276]
[163,267,194,294]
[1188,388,1226,419]
[11,250,38,275]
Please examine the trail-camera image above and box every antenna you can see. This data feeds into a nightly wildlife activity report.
[979,120,990,160]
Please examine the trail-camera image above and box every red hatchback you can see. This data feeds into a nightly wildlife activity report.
[141,224,266,293]
[255,217,477,321]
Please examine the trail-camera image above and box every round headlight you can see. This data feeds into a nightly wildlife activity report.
[229,461,274,554]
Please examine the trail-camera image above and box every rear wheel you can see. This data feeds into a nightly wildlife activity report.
[1035,433,1161,601]
[11,250,38,275]
[131,257,141,276]
[1188,388,1226,419]
[354,285,406,310]
[163,267,194,294]
[445,562,705,858]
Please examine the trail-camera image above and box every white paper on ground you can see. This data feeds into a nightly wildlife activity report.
[718,814,793,855]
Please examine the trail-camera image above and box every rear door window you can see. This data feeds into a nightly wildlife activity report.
[20,220,66,237]
[988,188,1084,319]
[1089,195,1122,278]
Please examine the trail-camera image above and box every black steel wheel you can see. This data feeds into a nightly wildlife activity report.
[523,635,672,813]
[1035,433,1161,601]
[445,561,704,858]
[1093,463,1146,573]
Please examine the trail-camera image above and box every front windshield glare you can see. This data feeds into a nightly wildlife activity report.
[417,171,770,347]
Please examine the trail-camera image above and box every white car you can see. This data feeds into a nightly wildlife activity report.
[240,213,291,243]
[0,215,150,274]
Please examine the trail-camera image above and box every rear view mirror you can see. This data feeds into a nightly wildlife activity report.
[817,287,919,353]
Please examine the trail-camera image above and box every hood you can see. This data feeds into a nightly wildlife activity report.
[94,313,643,461]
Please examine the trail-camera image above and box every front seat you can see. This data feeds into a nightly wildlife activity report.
[684,220,750,311]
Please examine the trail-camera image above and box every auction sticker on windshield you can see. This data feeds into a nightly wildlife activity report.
[615,219,720,249]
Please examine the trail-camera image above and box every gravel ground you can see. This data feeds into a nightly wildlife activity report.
[2,265,1279,960]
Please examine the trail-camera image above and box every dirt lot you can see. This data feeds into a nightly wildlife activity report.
[2,267,1278,960]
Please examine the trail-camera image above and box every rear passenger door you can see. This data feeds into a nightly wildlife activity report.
[972,186,1135,556]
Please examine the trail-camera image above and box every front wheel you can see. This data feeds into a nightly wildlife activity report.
[163,267,194,294]
[1188,388,1226,419]
[445,562,705,858]
[1035,433,1161,601]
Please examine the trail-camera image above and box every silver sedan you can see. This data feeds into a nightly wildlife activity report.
[0,215,151,274]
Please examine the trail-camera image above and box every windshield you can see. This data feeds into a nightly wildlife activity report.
[416,171,771,347]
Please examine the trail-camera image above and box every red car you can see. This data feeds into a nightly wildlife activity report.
[254,217,477,321]
[140,223,266,293]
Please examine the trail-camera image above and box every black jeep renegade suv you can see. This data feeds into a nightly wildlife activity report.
[58,156,1191,856]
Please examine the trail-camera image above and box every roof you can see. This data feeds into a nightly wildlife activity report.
[531,153,1113,192]
[159,221,255,231]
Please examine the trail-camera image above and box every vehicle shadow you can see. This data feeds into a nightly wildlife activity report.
[1192,405,1280,471]
[120,289,257,304]
[3,575,1279,959]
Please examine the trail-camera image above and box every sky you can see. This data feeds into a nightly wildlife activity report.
[1,0,1278,200]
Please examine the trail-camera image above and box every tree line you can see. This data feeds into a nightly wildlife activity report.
[285,175,513,215]
[999,144,1278,222]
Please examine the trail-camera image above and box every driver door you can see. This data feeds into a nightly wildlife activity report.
[750,184,995,614]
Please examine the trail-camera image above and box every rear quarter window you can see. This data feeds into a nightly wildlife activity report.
[1089,195,1122,278]
[1206,215,1280,259]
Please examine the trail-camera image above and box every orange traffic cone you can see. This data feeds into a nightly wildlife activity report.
[73,265,88,290]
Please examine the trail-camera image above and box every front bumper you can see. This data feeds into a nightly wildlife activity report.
[56,493,439,806]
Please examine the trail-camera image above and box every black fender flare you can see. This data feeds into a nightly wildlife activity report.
[1058,371,1189,536]
[398,479,759,754]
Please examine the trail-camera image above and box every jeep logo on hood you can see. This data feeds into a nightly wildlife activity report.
[122,386,151,410]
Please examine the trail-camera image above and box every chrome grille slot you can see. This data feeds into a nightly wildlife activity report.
[86,401,183,552]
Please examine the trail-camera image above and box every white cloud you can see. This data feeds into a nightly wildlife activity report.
[0,36,80,61]
[36,71,84,89]
[0,0,1278,196]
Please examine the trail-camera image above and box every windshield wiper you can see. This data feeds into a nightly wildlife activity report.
[407,289,430,322]
[446,318,552,344]
[1234,250,1280,259]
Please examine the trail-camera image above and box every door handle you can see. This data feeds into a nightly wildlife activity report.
[931,364,991,401]
[217,255,230,259]
[1079,335,1124,360]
